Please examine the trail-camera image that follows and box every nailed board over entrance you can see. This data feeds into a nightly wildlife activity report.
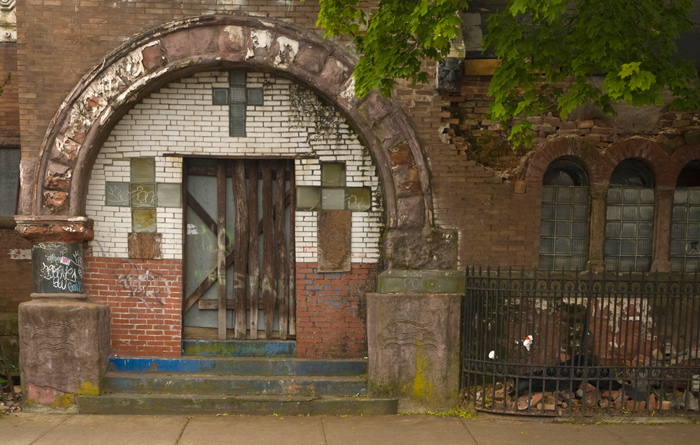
[183,158,294,340]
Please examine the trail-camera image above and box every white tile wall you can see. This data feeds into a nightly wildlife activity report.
[86,71,383,263]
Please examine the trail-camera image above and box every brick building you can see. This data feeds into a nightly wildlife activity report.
[3,1,700,412]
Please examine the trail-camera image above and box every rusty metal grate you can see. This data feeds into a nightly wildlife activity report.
[462,266,700,416]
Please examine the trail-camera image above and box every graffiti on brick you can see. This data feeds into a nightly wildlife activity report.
[117,261,170,308]
[384,319,437,349]
[37,248,84,293]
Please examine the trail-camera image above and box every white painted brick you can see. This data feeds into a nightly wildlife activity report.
[86,70,382,264]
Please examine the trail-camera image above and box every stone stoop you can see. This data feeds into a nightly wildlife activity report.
[76,345,398,415]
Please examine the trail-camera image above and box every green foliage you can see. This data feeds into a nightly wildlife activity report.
[316,0,464,97]
[314,0,700,148]
[486,0,700,146]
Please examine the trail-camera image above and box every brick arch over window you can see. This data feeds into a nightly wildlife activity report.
[524,137,612,185]
[603,138,674,187]
[670,145,700,183]
[17,15,432,243]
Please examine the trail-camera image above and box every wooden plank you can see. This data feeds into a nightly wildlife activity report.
[216,161,227,340]
[183,250,235,313]
[318,209,352,272]
[261,163,275,340]
[276,162,289,339]
[187,191,218,236]
[248,160,260,339]
[288,166,296,336]
[464,58,499,76]
[198,298,263,310]
[183,270,217,314]
[232,160,249,340]
[181,165,188,316]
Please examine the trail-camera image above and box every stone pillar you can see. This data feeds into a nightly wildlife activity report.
[367,270,463,412]
[15,217,110,411]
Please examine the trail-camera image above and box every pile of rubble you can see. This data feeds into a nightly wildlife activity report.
[0,384,21,413]
[476,381,700,415]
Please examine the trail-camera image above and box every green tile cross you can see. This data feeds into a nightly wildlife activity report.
[212,70,264,137]
[296,163,372,212]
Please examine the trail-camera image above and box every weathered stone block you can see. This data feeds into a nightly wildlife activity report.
[42,191,68,214]
[367,291,462,411]
[384,228,458,270]
[378,270,465,294]
[44,162,71,191]
[396,196,424,229]
[316,57,350,95]
[293,43,328,74]
[19,299,110,411]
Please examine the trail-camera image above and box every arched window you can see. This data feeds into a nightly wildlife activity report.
[604,159,654,272]
[539,159,589,270]
[671,160,700,272]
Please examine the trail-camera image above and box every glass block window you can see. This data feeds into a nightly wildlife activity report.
[604,160,654,272]
[105,157,181,233]
[130,158,157,232]
[671,160,700,272]
[296,163,371,212]
[211,70,264,137]
[539,159,589,271]
[0,148,20,217]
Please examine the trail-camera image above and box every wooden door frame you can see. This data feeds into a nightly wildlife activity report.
[181,156,296,340]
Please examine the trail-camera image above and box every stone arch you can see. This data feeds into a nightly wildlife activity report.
[18,15,433,243]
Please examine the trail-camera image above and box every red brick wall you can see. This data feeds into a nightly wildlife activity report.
[0,42,19,145]
[295,263,376,359]
[0,229,32,313]
[83,256,182,357]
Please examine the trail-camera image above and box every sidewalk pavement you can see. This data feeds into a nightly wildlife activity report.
[2,413,700,445]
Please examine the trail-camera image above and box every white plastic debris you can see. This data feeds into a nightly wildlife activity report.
[488,350,496,360]
[522,335,533,351]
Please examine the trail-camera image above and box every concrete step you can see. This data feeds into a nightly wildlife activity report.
[109,357,368,376]
[77,393,399,416]
[181,340,296,357]
[104,372,368,397]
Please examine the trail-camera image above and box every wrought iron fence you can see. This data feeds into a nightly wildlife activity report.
[462,266,700,416]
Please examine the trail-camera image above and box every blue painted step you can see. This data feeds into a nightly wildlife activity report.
[80,353,399,415]
[181,340,296,357]
[109,357,368,376]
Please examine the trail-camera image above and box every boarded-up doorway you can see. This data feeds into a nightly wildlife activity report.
[183,158,295,340]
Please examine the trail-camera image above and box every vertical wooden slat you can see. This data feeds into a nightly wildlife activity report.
[276,163,289,339]
[182,162,189,319]
[216,161,227,340]
[289,164,296,336]
[248,160,259,339]
[232,159,249,340]
[262,164,275,339]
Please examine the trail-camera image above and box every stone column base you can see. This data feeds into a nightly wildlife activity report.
[18,299,110,412]
[367,291,461,412]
